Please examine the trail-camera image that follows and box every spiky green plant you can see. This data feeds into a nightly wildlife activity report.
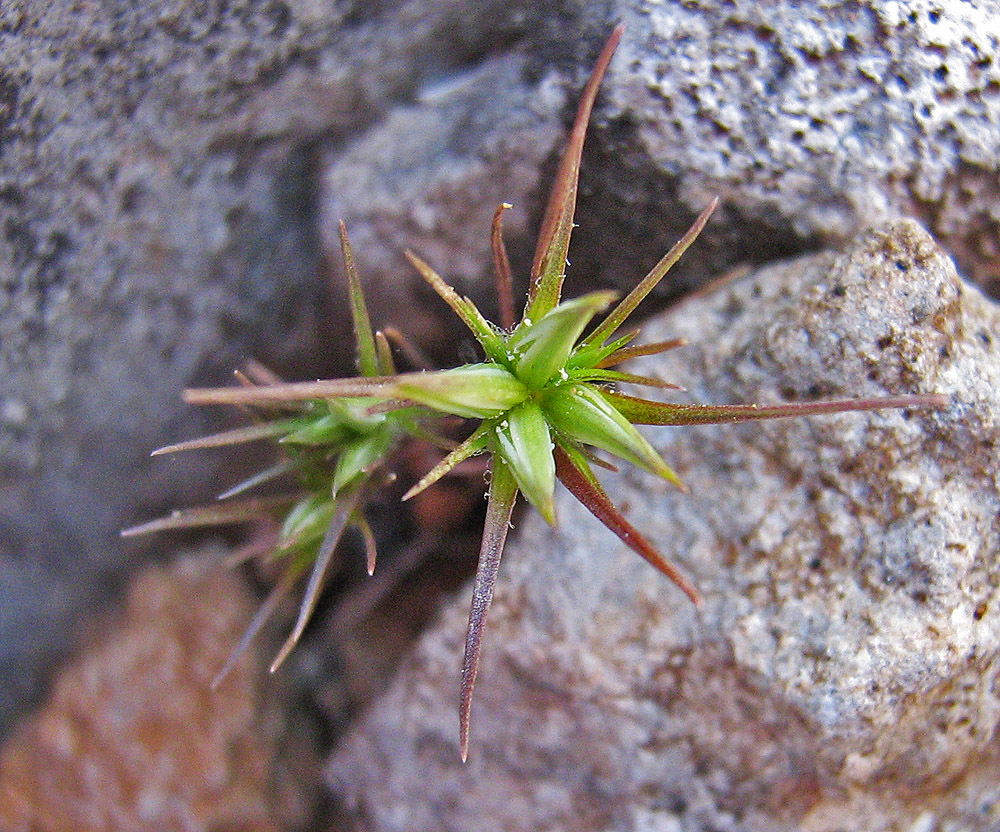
[129,24,946,760]
[123,222,440,684]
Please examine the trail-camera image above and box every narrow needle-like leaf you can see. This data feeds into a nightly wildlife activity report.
[120,496,295,537]
[382,326,432,371]
[217,459,297,500]
[582,198,718,350]
[606,391,950,426]
[460,457,519,762]
[151,421,297,455]
[211,565,303,690]
[353,511,379,575]
[527,23,624,319]
[239,359,284,386]
[594,337,688,368]
[184,377,395,406]
[404,250,504,358]
[571,369,683,391]
[491,203,516,330]
[554,444,701,604]
[340,221,380,378]
[374,330,398,375]
[402,422,491,502]
[270,480,366,672]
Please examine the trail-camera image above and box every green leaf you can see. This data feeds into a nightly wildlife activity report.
[340,221,380,377]
[541,383,684,489]
[279,494,336,551]
[506,291,616,389]
[580,198,718,350]
[492,400,556,524]
[604,390,949,426]
[280,412,352,446]
[394,364,528,418]
[332,429,394,496]
[526,24,624,321]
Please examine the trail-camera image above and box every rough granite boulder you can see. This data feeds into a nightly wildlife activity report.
[327,219,1000,832]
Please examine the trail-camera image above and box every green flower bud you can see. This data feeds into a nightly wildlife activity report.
[280,495,336,550]
[395,364,528,418]
[505,291,616,389]
[492,400,556,524]
[280,412,352,446]
[332,428,394,496]
[541,383,683,488]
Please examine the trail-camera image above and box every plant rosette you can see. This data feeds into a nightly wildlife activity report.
[129,25,947,761]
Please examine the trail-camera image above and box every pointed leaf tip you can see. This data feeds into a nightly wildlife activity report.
[340,221,380,378]
[459,458,519,762]
[583,197,718,349]
[554,444,701,605]
[527,24,624,320]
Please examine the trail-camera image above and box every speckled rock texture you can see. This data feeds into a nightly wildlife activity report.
[327,219,1000,832]
[0,550,314,832]
[597,0,1000,293]
[319,0,1000,319]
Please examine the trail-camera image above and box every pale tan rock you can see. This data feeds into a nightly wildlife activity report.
[327,220,1000,832]
[0,550,313,832]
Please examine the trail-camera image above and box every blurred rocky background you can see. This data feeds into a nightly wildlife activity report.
[1,0,997,829]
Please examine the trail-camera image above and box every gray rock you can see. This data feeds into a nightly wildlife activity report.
[319,51,567,350]
[320,0,1000,323]
[599,0,1000,294]
[326,219,1000,832]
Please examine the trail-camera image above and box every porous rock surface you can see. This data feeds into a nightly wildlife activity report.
[0,549,314,832]
[327,219,1000,832]
[597,0,1000,292]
